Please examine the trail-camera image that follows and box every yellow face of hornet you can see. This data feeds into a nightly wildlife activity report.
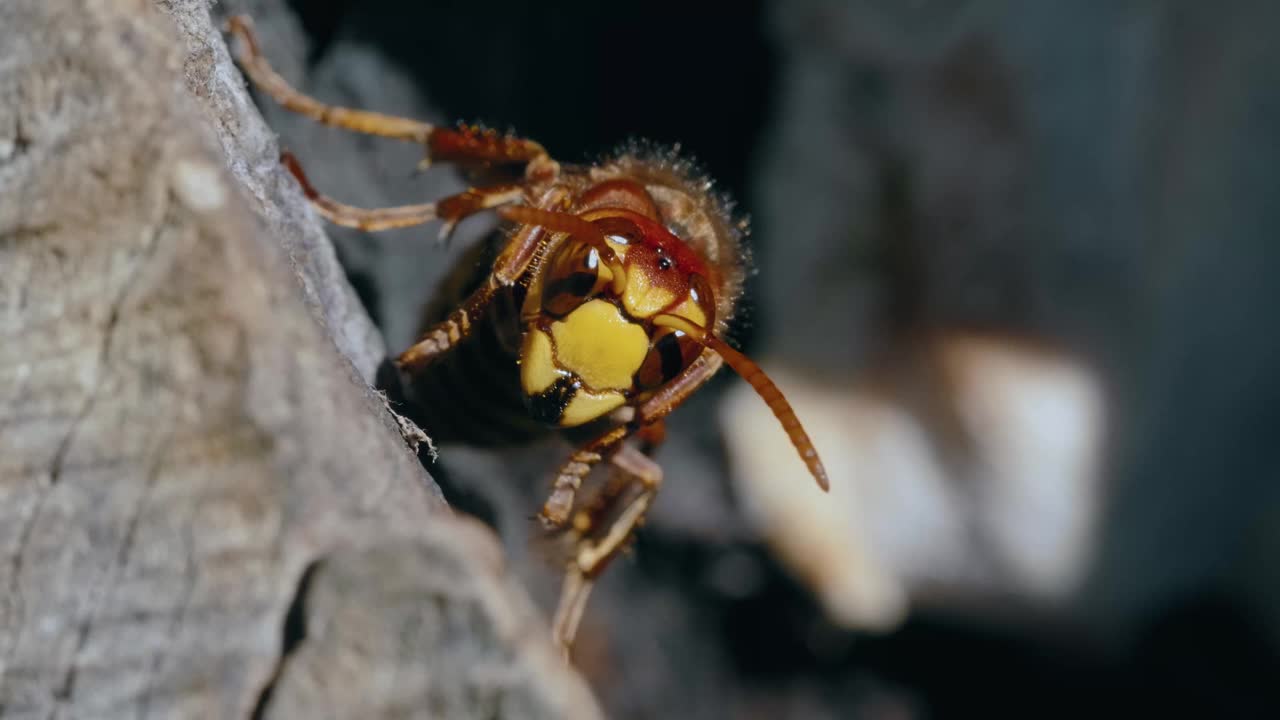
[518,209,715,427]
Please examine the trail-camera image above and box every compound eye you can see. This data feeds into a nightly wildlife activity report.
[542,240,610,317]
[635,327,702,390]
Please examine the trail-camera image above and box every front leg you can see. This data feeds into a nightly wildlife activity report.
[551,444,664,652]
[395,187,571,370]
[395,278,500,372]
[539,425,630,529]
[545,354,726,653]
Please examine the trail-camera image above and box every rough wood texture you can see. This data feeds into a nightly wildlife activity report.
[0,0,601,717]
[169,0,389,382]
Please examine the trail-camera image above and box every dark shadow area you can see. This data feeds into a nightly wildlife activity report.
[286,0,774,202]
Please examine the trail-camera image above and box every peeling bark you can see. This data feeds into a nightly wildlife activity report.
[0,1,600,717]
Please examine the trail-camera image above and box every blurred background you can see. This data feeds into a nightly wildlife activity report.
[227,0,1280,716]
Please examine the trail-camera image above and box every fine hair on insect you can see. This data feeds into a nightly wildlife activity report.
[226,14,828,653]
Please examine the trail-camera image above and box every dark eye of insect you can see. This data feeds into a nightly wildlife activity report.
[657,255,673,271]
[543,241,607,317]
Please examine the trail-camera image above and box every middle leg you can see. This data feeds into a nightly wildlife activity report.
[281,151,525,233]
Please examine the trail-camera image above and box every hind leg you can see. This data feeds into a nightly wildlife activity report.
[227,14,552,174]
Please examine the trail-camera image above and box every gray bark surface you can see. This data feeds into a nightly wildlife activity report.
[0,0,600,717]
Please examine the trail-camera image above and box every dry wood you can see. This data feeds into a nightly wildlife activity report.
[0,0,600,717]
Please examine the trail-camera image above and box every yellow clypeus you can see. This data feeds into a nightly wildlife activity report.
[519,328,562,395]
[550,299,649,391]
[560,389,626,427]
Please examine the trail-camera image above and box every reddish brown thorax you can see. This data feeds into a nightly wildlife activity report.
[578,179,662,219]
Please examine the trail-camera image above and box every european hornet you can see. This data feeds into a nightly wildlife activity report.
[227,15,828,651]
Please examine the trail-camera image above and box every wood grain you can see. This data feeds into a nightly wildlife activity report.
[0,1,600,717]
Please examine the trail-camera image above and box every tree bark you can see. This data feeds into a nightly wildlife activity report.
[0,0,600,717]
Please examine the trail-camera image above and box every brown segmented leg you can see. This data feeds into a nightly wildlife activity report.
[552,352,722,640]
[550,352,726,651]
[228,15,552,172]
[228,15,435,143]
[551,566,593,658]
[573,445,664,573]
[282,152,526,233]
[435,184,527,241]
[539,425,630,529]
[425,125,553,172]
[541,352,723,532]
[396,278,498,371]
[280,152,436,230]
[396,187,571,369]
[551,444,664,652]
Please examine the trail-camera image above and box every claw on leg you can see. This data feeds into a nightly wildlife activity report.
[551,565,594,656]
